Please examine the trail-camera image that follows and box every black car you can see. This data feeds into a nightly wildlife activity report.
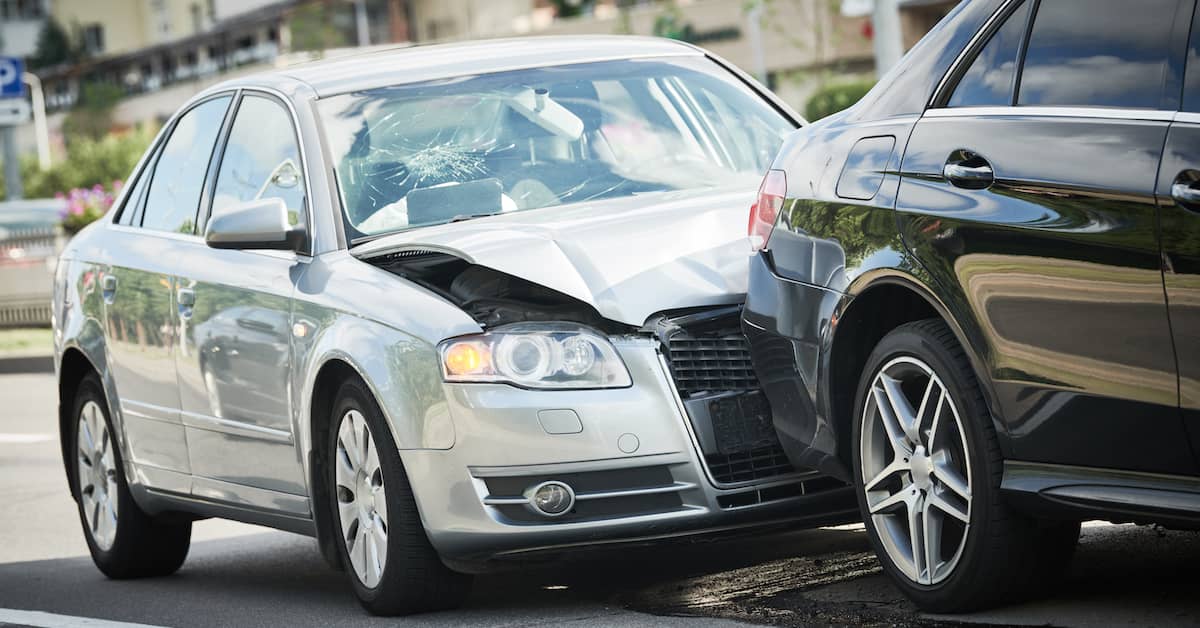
[742,0,1200,612]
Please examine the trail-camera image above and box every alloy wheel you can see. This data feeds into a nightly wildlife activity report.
[860,356,973,586]
[77,400,119,551]
[335,409,388,588]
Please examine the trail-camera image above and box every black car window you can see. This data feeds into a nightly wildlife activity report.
[947,0,1030,107]
[1182,2,1200,111]
[141,96,231,234]
[1017,0,1189,109]
[209,95,306,231]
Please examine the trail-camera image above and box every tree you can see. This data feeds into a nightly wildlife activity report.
[804,80,874,120]
[287,2,349,55]
[550,0,596,19]
[62,83,125,145]
[28,19,76,70]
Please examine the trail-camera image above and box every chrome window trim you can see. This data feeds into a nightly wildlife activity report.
[1175,112,1200,124]
[923,106,1178,122]
[928,0,1023,109]
[108,223,203,243]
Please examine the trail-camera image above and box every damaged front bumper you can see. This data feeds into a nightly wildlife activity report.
[402,326,857,568]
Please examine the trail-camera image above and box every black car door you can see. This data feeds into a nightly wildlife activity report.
[897,0,1197,475]
[1158,4,1200,472]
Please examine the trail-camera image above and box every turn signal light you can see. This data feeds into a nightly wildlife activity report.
[444,341,489,375]
[749,169,786,251]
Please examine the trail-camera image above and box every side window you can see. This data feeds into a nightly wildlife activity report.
[115,151,155,226]
[946,0,1030,107]
[210,95,306,229]
[1183,4,1200,111]
[1017,0,1188,109]
[141,96,231,234]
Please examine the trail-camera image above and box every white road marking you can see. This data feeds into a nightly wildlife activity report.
[0,433,54,444]
[0,609,166,628]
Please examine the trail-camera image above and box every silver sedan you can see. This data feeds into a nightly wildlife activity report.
[52,36,856,615]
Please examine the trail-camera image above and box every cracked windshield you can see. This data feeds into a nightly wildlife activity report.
[317,57,793,240]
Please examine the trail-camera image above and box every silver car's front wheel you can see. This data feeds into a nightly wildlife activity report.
[335,408,388,589]
[327,378,470,615]
[860,356,973,586]
[77,400,119,550]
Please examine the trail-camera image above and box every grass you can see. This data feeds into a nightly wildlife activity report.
[0,327,53,355]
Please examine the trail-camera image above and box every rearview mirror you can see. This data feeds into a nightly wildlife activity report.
[205,197,306,252]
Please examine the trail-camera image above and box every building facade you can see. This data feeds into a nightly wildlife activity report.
[11,0,956,156]
[0,0,50,58]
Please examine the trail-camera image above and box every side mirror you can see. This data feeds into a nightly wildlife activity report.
[205,197,306,252]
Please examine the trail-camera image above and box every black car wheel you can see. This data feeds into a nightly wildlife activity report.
[328,377,472,615]
[71,373,192,578]
[851,320,1079,611]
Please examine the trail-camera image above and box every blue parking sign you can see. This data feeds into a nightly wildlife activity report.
[0,57,25,99]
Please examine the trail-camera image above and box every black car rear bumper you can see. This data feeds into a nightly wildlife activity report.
[741,252,851,482]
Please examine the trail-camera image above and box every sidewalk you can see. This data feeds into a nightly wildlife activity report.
[0,328,53,374]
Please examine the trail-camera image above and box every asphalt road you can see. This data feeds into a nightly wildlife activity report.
[2,370,1199,627]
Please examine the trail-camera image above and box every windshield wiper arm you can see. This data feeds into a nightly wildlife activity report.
[447,212,499,223]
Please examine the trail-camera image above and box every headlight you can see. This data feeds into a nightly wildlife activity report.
[439,324,632,389]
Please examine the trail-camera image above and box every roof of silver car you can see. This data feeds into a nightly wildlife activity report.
[277,35,704,98]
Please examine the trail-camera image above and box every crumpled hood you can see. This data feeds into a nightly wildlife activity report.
[353,188,757,326]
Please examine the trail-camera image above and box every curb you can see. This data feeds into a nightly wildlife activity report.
[0,353,53,375]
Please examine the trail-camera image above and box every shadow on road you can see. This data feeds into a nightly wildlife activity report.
[0,522,1196,627]
[0,525,869,627]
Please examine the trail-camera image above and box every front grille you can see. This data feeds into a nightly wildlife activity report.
[667,333,759,396]
[704,446,794,485]
[657,308,798,485]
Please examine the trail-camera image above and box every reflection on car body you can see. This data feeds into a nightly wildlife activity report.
[743,0,1200,614]
[52,36,857,616]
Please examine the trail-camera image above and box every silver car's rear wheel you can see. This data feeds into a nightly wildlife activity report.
[77,400,119,551]
[335,408,388,589]
[70,373,191,578]
[860,356,972,586]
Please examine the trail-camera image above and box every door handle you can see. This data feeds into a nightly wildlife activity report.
[177,288,196,319]
[101,274,117,303]
[943,150,994,190]
[1171,171,1200,211]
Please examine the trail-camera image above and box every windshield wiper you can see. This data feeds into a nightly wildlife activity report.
[447,212,499,223]
[348,212,501,248]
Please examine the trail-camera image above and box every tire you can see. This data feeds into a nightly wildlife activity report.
[70,373,192,578]
[850,319,1078,612]
[327,378,472,615]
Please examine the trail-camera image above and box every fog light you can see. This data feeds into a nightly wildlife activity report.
[528,481,575,517]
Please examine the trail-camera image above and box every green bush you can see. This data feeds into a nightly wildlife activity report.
[0,126,155,200]
[804,80,876,122]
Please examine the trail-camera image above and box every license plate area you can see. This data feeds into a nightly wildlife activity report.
[681,390,776,457]
[709,391,775,455]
